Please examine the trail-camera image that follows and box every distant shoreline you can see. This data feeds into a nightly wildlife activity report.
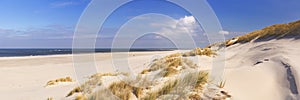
[0,48,180,58]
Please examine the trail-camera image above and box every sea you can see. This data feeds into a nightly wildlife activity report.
[0,48,177,57]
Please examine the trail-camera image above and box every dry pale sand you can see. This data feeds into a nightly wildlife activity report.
[223,39,300,100]
[0,51,177,100]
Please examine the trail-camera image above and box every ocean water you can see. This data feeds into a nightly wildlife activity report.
[0,48,176,57]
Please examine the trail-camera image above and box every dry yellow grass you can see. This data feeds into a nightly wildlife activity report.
[141,53,201,77]
[46,76,72,86]
[141,54,183,74]
[189,94,201,100]
[75,93,87,100]
[143,80,178,100]
[66,72,126,97]
[141,69,150,74]
[195,72,209,90]
[224,20,300,47]
[182,48,217,57]
[147,59,165,72]
[47,97,53,100]
[66,87,82,97]
[175,71,208,94]
[166,57,182,67]
[182,58,197,69]
[161,67,178,77]
[109,81,143,100]
[217,81,226,88]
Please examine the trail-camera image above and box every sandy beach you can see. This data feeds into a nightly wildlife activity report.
[2,39,300,100]
[0,51,178,100]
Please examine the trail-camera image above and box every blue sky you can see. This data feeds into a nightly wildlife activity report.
[0,0,299,48]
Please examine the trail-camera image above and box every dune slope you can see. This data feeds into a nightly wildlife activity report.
[221,20,300,100]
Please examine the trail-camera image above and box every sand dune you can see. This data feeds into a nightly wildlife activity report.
[224,39,300,100]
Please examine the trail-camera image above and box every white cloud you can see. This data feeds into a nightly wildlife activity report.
[178,16,196,25]
[219,30,229,35]
[50,1,79,7]
[153,16,203,38]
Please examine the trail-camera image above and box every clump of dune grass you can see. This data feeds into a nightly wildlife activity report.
[141,69,150,74]
[75,93,87,100]
[188,94,201,100]
[153,57,183,77]
[143,80,178,100]
[166,57,182,67]
[66,72,127,97]
[141,54,183,75]
[109,81,143,100]
[66,87,82,97]
[182,48,217,57]
[161,67,179,77]
[88,88,119,100]
[90,73,118,79]
[143,59,165,73]
[142,53,200,77]
[223,20,300,47]
[195,72,209,90]
[171,71,209,98]
[46,76,73,86]
[182,58,198,69]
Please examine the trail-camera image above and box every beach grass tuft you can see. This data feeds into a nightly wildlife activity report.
[46,76,72,86]
[109,81,143,100]
[143,80,178,100]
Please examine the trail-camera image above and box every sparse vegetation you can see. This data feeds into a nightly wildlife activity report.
[189,94,201,100]
[66,72,126,97]
[67,50,223,100]
[224,20,300,47]
[161,67,178,77]
[141,54,184,75]
[109,81,143,100]
[182,58,198,68]
[217,81,226,88]
[182,48,217,57]
[144,80,178,100]
[46,76,72,86]
[166,57,182,67]
[141,69,150,74]
[75,93,87,100]
[195,72,209,90]
[66,87,82,97]
[47,97,53,100]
